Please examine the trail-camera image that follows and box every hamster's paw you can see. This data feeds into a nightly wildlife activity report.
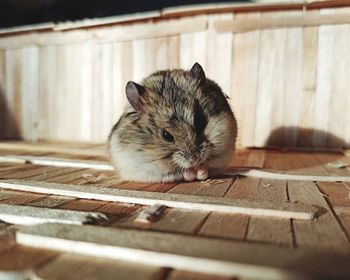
[183,169,196,181]
[196,165,208,180]
[183,166,209,181]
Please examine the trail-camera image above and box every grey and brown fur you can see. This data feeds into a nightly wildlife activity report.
[108,63,237,182]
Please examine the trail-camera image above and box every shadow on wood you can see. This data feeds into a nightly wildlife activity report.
[265,126,349,150]
[0,86,21,140]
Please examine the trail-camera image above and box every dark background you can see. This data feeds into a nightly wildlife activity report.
[0,0,249,28]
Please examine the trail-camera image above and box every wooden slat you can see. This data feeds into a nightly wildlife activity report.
[246,179,293,247]
[230,11,260,147]
[0,18,208,49]
[298,12,319,147]
[0,142,106,157]
[317,181,350,239]
[0,155,112,170]
[0,245,58,271]
[288,181,350,253]
[0,204,106,225]
[16,223,350,279]
[215,11,350,33]
[36,253,164,280]
[0,179,318,220]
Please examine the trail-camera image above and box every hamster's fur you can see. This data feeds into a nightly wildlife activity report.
[108,63,237,182]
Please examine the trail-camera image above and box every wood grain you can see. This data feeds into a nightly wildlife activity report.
[16,223,350,279]
[0,179,318,219]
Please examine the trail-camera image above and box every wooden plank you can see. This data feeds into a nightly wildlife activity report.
[161,2,305,17]
[167,270,230,280]
[36,253,164,280]
[205,13,233,97]
[167,35,180,69]
[179,16,207,70]
[53,11,161,30]
[215,11,350,33]
[230,13,260,147]
[0,245,58,270]
[4,49,22,139]
[0,204,106,225]
[16,223,350,279]
[298,12,319,147]
[0,191,46,205]
[21,46,39,142]
[0,22,54,35]
[312,9,334,148]
[288,181,350,253]
[281,13,303,147]
[228,168,350,182]
[254,12,287,147]
[314,152,350,176]
[0,179,317,220]
[326,8,350,149]
[0,50,6,139]
[26,195,75,208]
[317,181,350,239]
[0,142,106,157]
[246,179,293,247]
[0,18,208,49]
[0,155,113,170]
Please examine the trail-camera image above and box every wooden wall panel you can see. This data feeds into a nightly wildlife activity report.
[0,8,349,148]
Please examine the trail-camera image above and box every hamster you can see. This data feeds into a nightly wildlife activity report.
[108,62,237,182]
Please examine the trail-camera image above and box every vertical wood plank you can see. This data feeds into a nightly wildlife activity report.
[91,44,103,142]
[313,9,334,148]
[179,16,207,70]
[5,48,22,139]
[327,8,350,149]
[167,35,180,69]
[281,12,303,147]
[21,46,39,142]
[80,42,93,141]
[298,11,319,147]
[112,41,132,123]
[231,12,261,147]
[206,13,233,97]
[289,181,350,253]
[0,50,6,138]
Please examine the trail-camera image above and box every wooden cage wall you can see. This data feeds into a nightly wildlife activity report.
[0,1,349,149]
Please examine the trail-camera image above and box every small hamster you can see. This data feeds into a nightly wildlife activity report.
[108,62,237,182]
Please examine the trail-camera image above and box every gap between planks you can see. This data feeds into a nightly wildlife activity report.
[0,180,318,220]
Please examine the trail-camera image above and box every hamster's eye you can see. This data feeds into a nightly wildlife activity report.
[162,129,174,142]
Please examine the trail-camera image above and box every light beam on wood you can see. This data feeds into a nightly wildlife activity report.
[16,223,350,279]
[0,204,107,225]
[0,180,317,220]
[215,13,350,34]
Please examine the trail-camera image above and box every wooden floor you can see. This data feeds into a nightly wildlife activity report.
[0,141,350,279]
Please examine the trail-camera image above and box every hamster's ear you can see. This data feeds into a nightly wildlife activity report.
[126,81,145,113]
[190,62,206,86]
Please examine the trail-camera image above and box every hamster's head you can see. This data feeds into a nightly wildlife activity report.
[125,62,236,171]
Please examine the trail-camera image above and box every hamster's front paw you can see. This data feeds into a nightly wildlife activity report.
[183,169,196,181]
[196,165,208,181]
[183,165,209,181]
